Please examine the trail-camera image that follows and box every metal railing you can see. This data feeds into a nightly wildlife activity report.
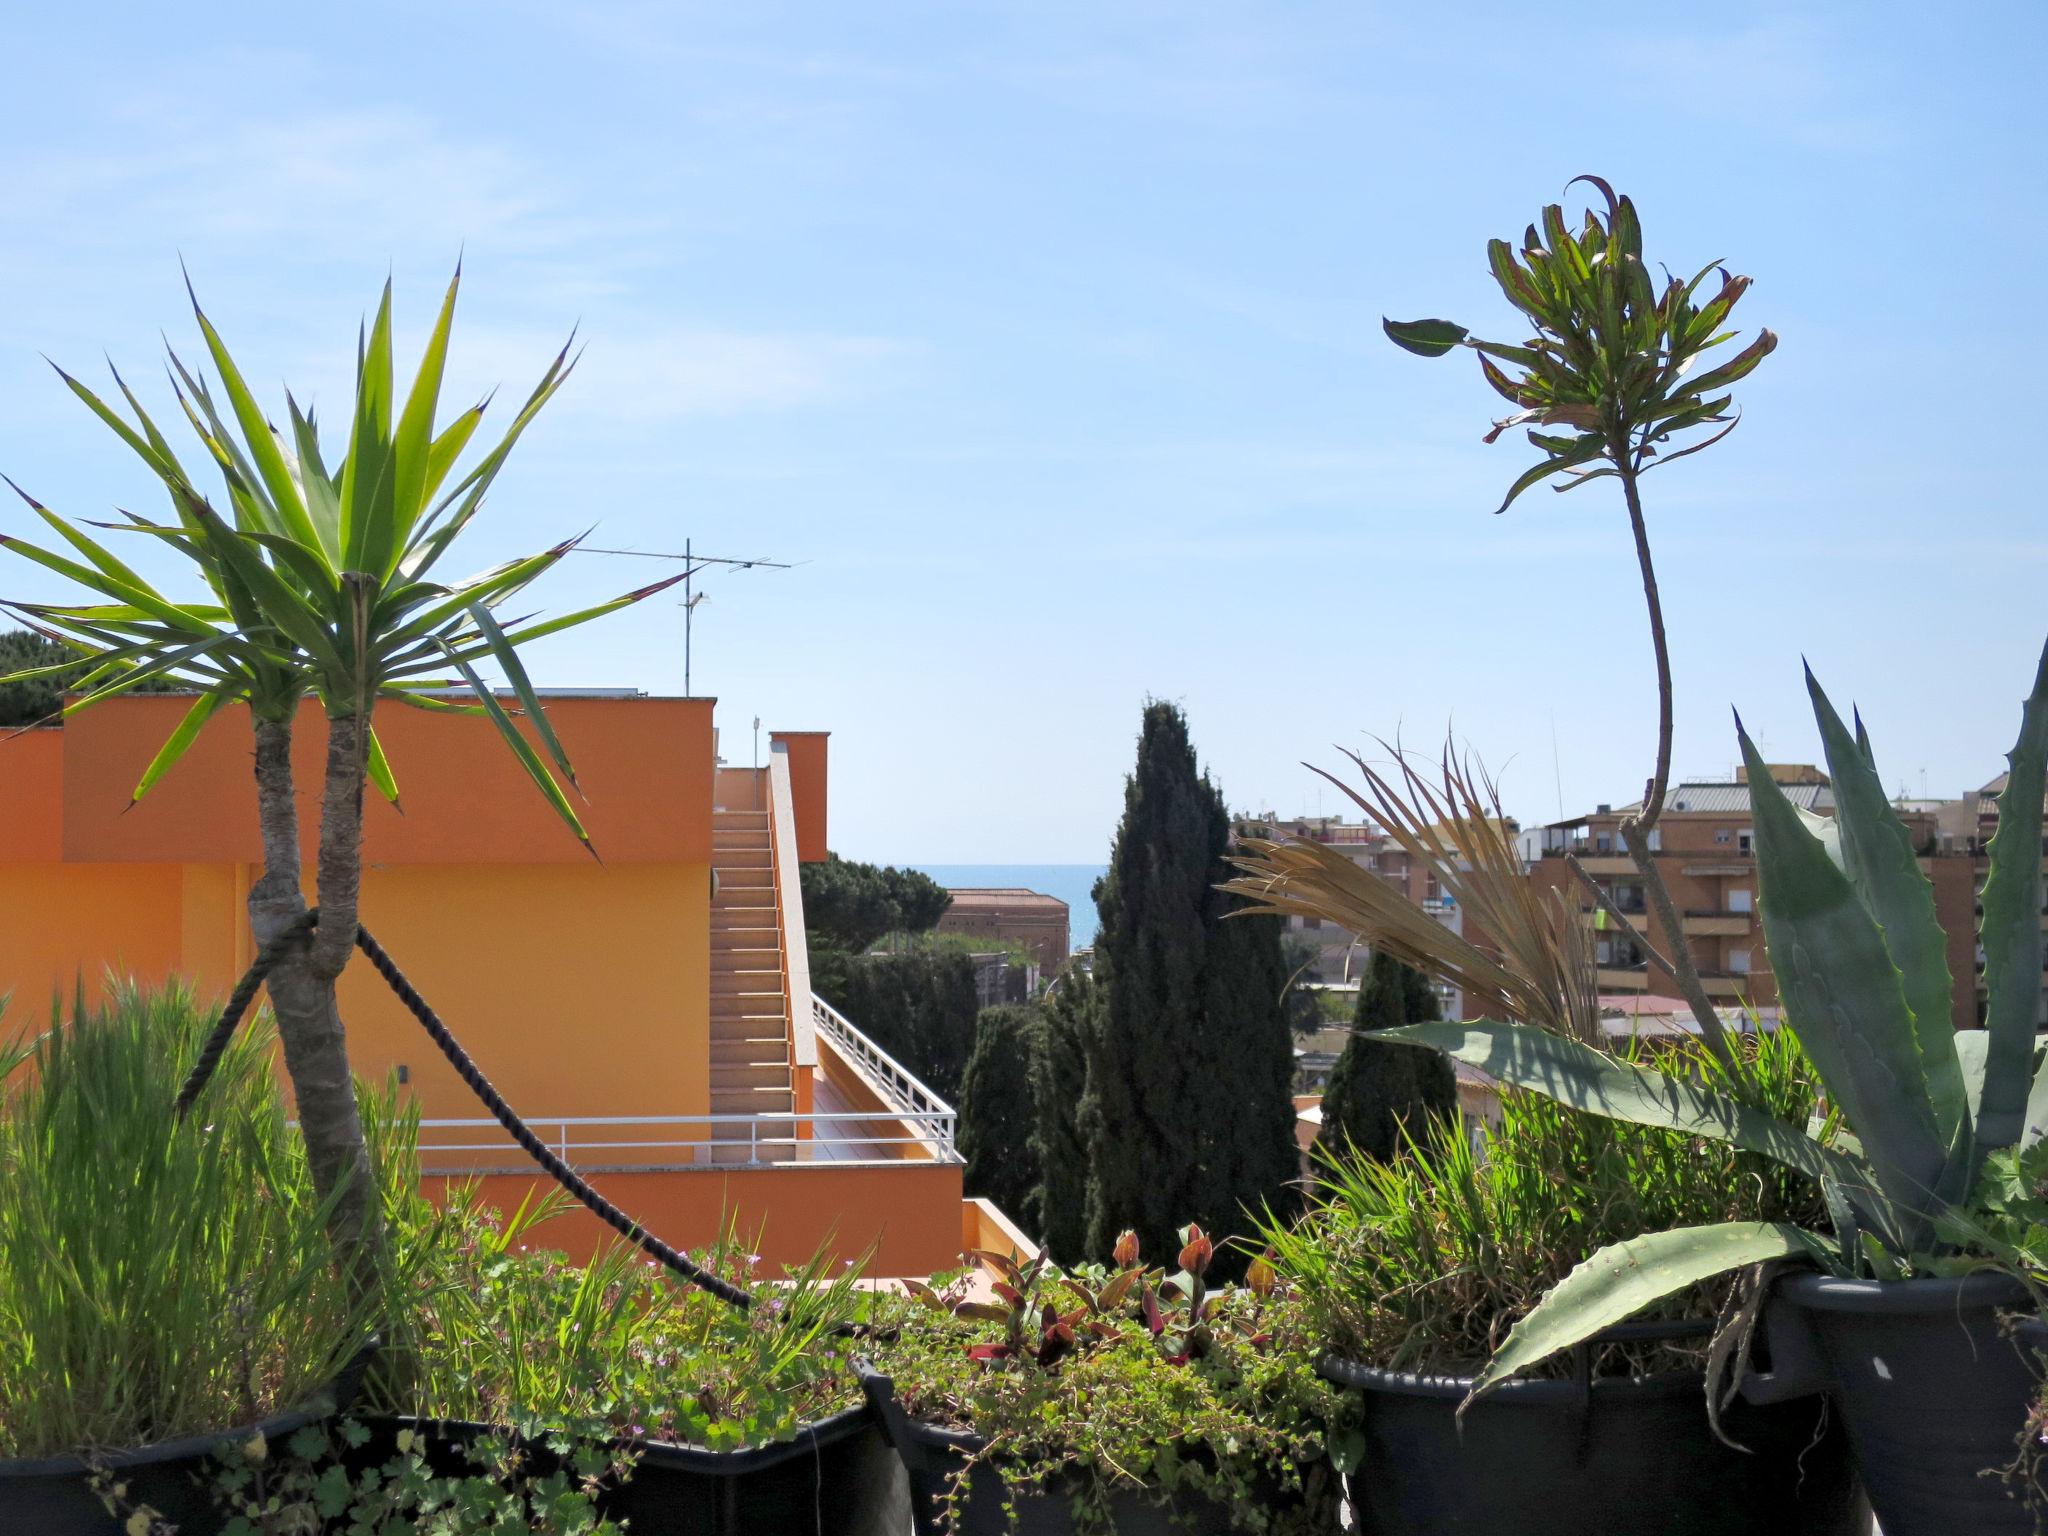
[812,992,959,1156]
[417,1109,957,1169]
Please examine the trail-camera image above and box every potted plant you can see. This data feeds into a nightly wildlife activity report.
[1230,176,2047,1531]
[352,1185,898,1536]
[0,985,385,1535]
[856,1229,1342,1535]
[1260,1032,1865,1536]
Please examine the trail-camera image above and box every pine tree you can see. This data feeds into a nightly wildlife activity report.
[1317,950,1458,1162]
[1080,702,1300,1262]
[958,1005,1047,1233]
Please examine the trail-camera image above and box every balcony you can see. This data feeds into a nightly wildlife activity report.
[1683,910,1753,938]
[414,1002,966,1278]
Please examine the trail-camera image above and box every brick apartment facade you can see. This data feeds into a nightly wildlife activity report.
[935,887,1071,973]
[1530,766,2048,1032]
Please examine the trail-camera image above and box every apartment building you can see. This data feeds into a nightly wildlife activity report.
[1530,765,2048,1031]
[936,887,1070,972]
[0,695,1006,1277]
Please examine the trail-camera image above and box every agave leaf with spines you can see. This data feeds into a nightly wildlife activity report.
[1802,665,1967,1154]
[1468,1223,1833,1400]
[1375,1020,1891,1235]
[1737,720,1949,1246]
[1983,638,2048,1156]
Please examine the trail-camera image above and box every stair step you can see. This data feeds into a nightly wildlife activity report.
[718,868,773,889]
[711,1087,795,1115]
[713,947,782,969]
[713,1059,792,1088]
[713,1038,787,1064]
[713,813,770,828]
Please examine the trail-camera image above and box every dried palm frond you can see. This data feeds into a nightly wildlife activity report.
[1224,740,1602,1046]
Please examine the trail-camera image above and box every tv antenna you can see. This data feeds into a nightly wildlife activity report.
[573,539,793,695]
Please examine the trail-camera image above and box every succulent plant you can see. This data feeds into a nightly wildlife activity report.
[1373,636,2047,1395]
[1384,174,1775,515]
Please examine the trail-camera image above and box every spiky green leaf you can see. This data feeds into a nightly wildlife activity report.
[1469,1223,1831,1399]
[1739,721,1948,1242]
[1804,666,1964,1145]
[1981,637,2048,1156]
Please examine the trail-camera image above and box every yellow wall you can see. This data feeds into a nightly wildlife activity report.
[0,863,185,1016]
[332,862,711,1127]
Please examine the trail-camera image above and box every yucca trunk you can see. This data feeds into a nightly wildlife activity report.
[248,715,380,1277]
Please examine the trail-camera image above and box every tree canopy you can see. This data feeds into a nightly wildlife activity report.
[1079,701,1300,1264]
[800,853,952,954]
[1318,949,1458,1162]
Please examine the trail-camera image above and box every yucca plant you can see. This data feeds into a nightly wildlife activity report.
[1384,177,1776,1070]
[0,270,680,1274]
[1360,640,2047,1397]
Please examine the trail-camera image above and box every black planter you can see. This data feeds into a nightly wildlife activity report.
[855,1363,1322,1535]
[1322,1320,1867,1536]
[350,1411,899,1536]
[1741,1270,2045,1536]
[0,1345,377,1536]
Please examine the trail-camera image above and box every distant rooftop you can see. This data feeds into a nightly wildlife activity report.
[943,887,1070,911]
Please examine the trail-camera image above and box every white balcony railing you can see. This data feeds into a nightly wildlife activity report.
[813,992,959,1157]
[416,1109,957,1169]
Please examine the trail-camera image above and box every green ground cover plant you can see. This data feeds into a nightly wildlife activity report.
[368,1184,881,1451]
[866,1228,1342,1534]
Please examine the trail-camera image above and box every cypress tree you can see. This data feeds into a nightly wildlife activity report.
[1080,701,1300,1262]
[1317,950,1458,1162]
[1032,972,1094,1263]
[958,1005,1047,1233]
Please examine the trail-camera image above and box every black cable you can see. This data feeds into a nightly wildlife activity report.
[175,907,754,1312]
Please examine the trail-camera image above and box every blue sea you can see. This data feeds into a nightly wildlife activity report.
[911,864,1108,950]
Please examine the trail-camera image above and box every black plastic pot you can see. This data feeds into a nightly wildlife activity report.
[350,1411,899,1536]
[1322,1318,1867,1536]
[0,1346,377,1536]
[1741,1270,2045,1536]
[854,1362,1319,1535]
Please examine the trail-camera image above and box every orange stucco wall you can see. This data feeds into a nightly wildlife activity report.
[770,732,829,863]
[441,1160,967,1278]
[61,696,716,866]
[3,697,717,1102]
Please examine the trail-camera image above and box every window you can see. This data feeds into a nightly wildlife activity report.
[1595,832,1613,854]
[1646,828,1662,851]
[1728,888,1753,914]
[1729,949,1753,975]
[1303,916,1322,930]
[1736,829,1754,855]
[1715,829,1732,845]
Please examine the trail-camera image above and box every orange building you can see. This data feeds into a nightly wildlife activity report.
[0,693,1020,1277]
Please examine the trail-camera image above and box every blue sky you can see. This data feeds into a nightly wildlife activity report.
[3,3,2043,862]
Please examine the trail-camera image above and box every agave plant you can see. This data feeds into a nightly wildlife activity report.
[1365,639,2047,1396]
[0,269,679,1272]
[1385,177,1777,1069]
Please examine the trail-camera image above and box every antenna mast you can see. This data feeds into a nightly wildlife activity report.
[573,543,793,696]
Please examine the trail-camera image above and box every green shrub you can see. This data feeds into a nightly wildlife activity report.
[1263,1030,1827,1379]
[371,1193,879,1451]
[0,982,383,1458]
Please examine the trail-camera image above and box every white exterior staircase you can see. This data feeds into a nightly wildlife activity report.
[710,797,795,1141]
